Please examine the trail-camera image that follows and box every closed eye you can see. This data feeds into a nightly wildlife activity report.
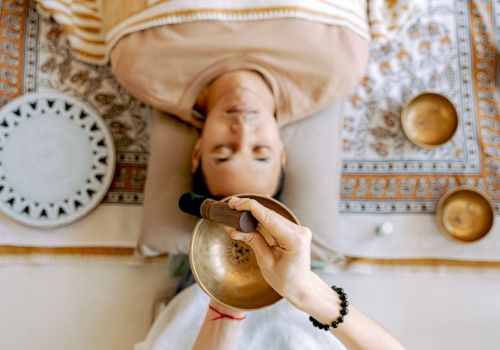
[212,145,233,164]
[255,158,269,163]
[254,145,271,163]
[216,157,230,164]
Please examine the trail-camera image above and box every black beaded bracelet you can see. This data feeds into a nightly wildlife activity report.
[309,286,349,331]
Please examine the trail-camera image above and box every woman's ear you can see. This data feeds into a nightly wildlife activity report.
[280,148,287,168]
[194,87,208,114]
[191,138,202,173]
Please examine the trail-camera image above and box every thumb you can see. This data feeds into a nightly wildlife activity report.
[230,231,272,267]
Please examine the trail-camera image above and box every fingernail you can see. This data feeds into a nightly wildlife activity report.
[231,233,245,241]
[228,197,241,203]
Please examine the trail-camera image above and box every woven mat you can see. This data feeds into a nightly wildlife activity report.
[0,0,498,263]
[0,1,149,259]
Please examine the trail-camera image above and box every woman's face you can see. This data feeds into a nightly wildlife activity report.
[192,85,285,197]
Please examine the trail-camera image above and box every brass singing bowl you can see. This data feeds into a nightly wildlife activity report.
[436,186,495,243]
[401,92,459,148]
[189,193,299,310]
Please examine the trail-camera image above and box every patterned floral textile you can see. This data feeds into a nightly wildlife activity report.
[1,0,149,207]
[340,0,499,262]
[341,0,499,214]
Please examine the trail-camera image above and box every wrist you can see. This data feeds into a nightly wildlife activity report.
[208,300,246,320]
[286,271,317,310]
[294,273,341,324]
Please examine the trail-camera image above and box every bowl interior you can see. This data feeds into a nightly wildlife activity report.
[402,93,458,147]
[190,194,298,310]
[437,188,495,242]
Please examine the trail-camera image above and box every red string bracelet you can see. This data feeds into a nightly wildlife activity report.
[209,305,246,321]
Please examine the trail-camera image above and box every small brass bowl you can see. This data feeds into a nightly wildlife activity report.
[436,186,495,243]
[401,92,459,148]
[189,193,299,310]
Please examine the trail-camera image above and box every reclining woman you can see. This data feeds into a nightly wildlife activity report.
[107,3,370,295]
[106,3,391,349]
[105,3,403,349]
[105,4,401,349]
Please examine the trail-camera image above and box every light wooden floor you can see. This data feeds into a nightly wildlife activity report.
[0,261,498,350]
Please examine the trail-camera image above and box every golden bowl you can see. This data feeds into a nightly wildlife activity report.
[436,186,495,243]
[189,193,299,310]
[401,92,459,148]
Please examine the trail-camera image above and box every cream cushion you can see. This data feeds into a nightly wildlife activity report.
[138,102,344,263]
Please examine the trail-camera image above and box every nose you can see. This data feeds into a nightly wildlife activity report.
[229,115,254,134]
[230,121,242,133]
[229,118,255,151]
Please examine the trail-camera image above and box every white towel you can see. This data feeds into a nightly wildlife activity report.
[135,284,346,350]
